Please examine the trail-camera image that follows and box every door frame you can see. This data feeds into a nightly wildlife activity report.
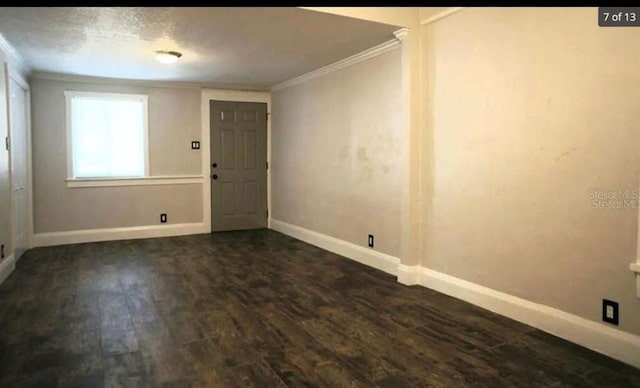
[5,62,32,256]
[200,89,270,232]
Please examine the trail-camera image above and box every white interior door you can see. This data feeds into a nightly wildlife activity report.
[9,76,28,260]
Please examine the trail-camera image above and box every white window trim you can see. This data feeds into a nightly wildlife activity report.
[64,90,150,184]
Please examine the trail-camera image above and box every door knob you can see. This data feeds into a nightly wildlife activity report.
[212,174,218,180]
[212,163,217,168]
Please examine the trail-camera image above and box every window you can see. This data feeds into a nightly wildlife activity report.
[65,91,149,179]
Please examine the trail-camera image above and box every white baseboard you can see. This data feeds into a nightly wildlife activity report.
[270,219,400,276]
[0,254,15,284]
[32,222,208,247]
[401,265,640,369]
[397,264,422,285]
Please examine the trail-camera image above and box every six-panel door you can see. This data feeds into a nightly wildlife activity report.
[210,100,267,232]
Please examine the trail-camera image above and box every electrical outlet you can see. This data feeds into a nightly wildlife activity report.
[191,141,200,150]
[160,213,167,223]
[368,234,374,248]
[602,299,619,325]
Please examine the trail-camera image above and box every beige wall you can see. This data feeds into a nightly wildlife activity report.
[31,78,203,233]
[422,7,640,335]
[271,48,403,257]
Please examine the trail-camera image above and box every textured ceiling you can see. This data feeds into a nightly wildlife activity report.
[0,7,401,90]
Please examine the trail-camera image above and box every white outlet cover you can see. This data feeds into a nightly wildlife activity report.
[606,305,615,319]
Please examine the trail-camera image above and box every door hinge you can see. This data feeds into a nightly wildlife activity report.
[4,136,8,151]
[266,162,269,170]
[266,112,270,121]
[266,209,269,217]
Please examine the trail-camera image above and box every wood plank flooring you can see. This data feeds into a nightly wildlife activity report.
[0,229,638,387]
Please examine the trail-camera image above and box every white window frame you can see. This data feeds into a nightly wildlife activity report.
[64,90,150,185]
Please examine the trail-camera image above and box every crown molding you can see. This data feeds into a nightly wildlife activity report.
[393,28,409,41]
[271,38,401,92]
[420,7,465,26]
[29,71,270,92]
[0,32,29,75]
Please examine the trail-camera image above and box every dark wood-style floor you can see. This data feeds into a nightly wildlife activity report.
[0,230,639,387]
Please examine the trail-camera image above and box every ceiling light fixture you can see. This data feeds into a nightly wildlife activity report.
[154,50,182,64]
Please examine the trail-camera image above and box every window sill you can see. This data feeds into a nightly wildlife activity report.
[66,175,205,188]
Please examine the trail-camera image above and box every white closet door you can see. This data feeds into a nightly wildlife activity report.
[9,76,28,260]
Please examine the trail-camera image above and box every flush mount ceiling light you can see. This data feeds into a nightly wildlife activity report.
[154,50,182,64]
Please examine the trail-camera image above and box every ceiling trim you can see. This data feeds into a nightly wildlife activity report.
[29,71,270,92]
[271,36,401,93]
[393,28,409,41]
[420,7,465,26]
[0,31,29,75]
